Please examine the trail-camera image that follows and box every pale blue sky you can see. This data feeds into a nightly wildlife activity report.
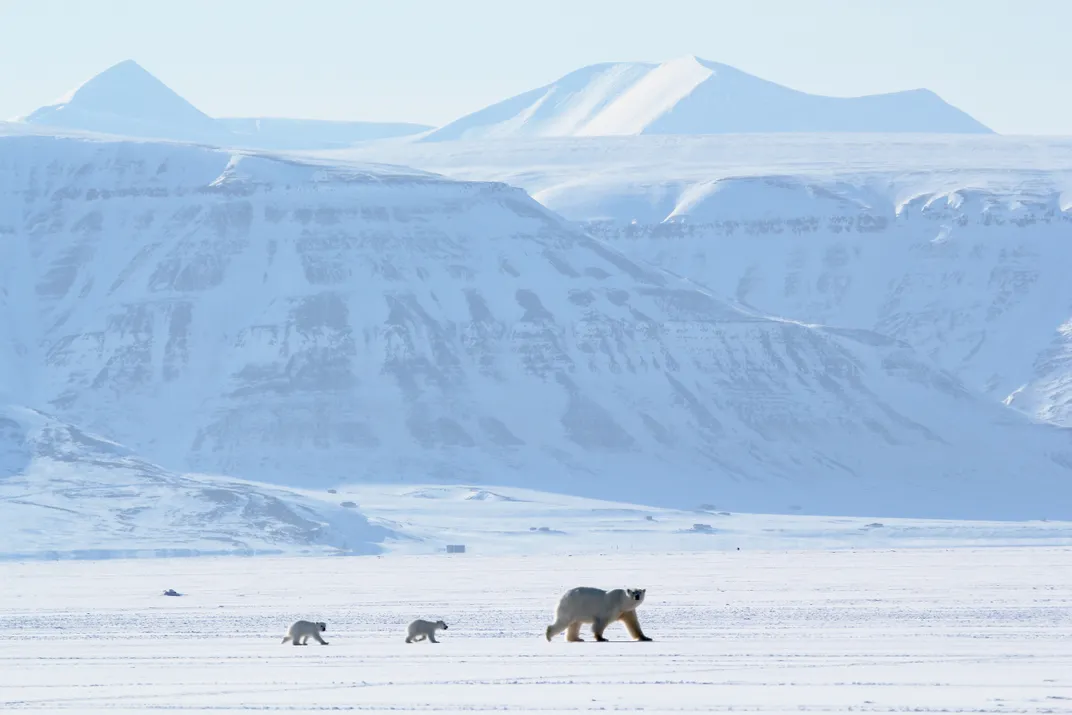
[1,0,1068,134]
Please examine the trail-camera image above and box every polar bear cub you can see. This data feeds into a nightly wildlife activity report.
[545,587,652,642]
[406,618,448,643]
[281,620,328,645]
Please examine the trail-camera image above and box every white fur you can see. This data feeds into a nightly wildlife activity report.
[545,587,651,642]
[281,620,328,645]
[405,618,448,643]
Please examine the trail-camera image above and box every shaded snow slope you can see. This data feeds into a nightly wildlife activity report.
[423,56,991,141]
[0,404,396,558]
[14,60,429,149]
[2,134,1072,520]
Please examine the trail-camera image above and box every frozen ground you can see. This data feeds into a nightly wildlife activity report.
[0,548,1069,713]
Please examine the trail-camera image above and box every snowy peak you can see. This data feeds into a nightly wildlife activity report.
[15,60,429,148]
[21,60,221,141]
[422,55,992,141]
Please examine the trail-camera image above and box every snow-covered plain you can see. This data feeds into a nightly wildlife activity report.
[1,548,1069,713]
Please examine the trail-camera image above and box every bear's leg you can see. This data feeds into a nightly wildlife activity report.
[545,617,570,642]
[591,617,610,642]
[312,632,329,645]
[565,621,584,642]
[619,611,653,641]
[405,635,413,643]
[429,634,439,643]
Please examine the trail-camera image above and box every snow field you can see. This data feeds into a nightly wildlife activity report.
[1,547,1069,712]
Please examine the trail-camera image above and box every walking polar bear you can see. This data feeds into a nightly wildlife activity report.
[281,620,328,645]
[406,619,449,643]
[545,587,652,642]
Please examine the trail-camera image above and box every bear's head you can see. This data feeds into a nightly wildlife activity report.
[318,622,327,632]
[436,620,448,630]
[626,588,646,606]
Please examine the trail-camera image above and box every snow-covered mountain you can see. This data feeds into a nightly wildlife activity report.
[422,56,991,142]
[0,404,396,558]
[336,134,1072,427]
[19,60,228,144]
[2,132,1071,521]
[15,60,431,149]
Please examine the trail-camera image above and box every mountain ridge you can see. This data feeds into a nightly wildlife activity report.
[422,55,992,141]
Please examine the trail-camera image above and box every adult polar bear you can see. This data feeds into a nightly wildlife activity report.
[545,587,652,642]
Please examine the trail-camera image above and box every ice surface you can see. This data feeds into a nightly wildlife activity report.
[0,548,1068,711]
[422,56,991,141]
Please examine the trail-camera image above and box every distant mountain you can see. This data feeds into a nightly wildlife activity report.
[422,56,992,141]
[19,60,228,144]
[2,132,1070,521]
[15,60,430,148]
[0,404,396,559]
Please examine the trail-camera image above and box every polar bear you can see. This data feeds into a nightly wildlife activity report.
[545,587,652,642]
[405,618,448,643]
[281,620,328,645]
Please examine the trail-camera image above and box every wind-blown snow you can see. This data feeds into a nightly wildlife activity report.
[3,132,1072,521]
[422,56,991,141]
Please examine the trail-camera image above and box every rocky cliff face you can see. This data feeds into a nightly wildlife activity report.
[2,134,1071,520]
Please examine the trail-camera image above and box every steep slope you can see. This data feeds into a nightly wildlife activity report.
[422,56,991,141]
[2,134,1071,520]
[15,61,429,149]
[0,404,396,558]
